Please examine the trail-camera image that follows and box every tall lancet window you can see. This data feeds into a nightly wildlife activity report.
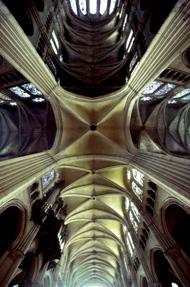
[42,169,56,189]
[79,0,87,14]
[127,168,144,200]
[69,0,118,16]
[89,0,97,14]
[109,0,117,14]
[100,0,108,15]
[70,0,78,14]
[125,198,140,232]
[126,232,135,256]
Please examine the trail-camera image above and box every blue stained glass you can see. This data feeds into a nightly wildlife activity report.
[143,81,163,95]
[9,86,30,98]
[42,170,56,188]
[22,83,42,95]
[173,88,190,99]
[155,83,176,95]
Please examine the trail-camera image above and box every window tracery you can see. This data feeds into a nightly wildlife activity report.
[129,52,138,72]
[126,30,134,53]
[89,0,97,14]
[100,0,108,15]
[70,0,78,14]
[42,170,56,189]
[140,80,176,102]
[133,79,190,156]
[79,0,87,15]
[126,232,135,256]
[109,0,117,14]
[21,83,42,95]
[125,197,140,232]
[9,86,31,98]
[127,168,144,200]
[9,83,45,104]
[69,0,118,16]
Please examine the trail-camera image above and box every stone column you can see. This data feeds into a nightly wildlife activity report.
[124,221,156,284]
[0,2,57,97]
[132,198,190,286]
[131,152,190,200]
[128,0,190,96]
[164,246,190,287]
[0,152,56,199]
[0,224,40,287]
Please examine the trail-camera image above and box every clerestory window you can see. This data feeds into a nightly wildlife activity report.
[42,170,56,189]
[126,232,135,256]
[125,197,140,232]
[69,0,118,16]
[127,168,144,200]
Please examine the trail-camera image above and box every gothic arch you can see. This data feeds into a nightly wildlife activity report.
[0,201,27,259]
[162,201,190,259]
[141,276,148,287]
[151,249,183,287]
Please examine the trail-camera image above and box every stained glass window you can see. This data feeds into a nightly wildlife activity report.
[127,170,131,181]
[171,283,179,287]
[126,30,133,50]
[173,88,190,99]
[79,0,87,14]
[126,199,140,232]
[132,169,144,186]
[155,83,176,95]
[127,232,135,256]
[100,0,108,15]
[131,202,140,221]
[10,102,17,106]
[143,81,163,95]
[32,97,45,103]
[129,211,138,232]
[58,228,65,251]
[132,181,143,200]
[42,170,56,189]
[129,53,138,72]
[109,0,117,14]
[22,83,42,95]
[52,30,59,49]
[9,86,30,98]
[70,0,77,14]
[125,197,130,211]
[122,14,128,31]
[127,37,135,53]
[140,96,152,102]
[50,38,58,55]
[89,0,97,14]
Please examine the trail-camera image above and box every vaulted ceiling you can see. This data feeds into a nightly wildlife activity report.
[56,0,128,96]
[56,91,130,287]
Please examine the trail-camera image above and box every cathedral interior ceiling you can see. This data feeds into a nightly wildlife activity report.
[55,91,129,286]
[0,0,190,286]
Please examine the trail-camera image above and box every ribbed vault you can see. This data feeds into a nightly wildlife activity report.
[56,0,128,96]
[56,91,130,287]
